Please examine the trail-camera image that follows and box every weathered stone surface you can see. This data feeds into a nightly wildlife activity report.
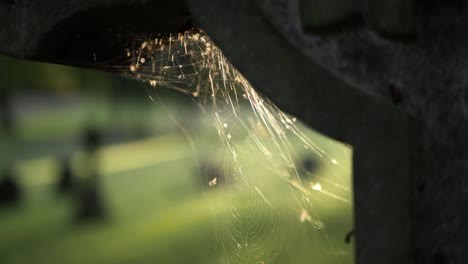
[299,0,416,37]
[240,0,468,263]
[0,0,190,67]
[362,0,416,37]
[299,0,357,29]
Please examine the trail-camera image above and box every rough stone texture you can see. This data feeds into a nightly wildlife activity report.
[0,0,190,67]
[252,0,468,263]
[299,0,416,37]
[299,0,357,29]
[362,0,416,36]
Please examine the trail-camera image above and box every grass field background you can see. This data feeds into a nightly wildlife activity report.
[0,59,354,263]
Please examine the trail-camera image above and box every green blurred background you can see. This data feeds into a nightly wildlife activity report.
[0,55,354,263]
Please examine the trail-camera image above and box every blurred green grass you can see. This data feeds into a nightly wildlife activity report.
[0,97,218,263]
[0,89,354,263]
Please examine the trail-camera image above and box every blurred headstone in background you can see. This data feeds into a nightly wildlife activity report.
[0,167,21,206]
[75,128,106,221]
[76,177,106,221]
[0,88,14,136]
[57,156,74,193]
[84,127,101,154]
[302,156,318,176]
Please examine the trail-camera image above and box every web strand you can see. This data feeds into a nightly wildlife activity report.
[124,28,353,264]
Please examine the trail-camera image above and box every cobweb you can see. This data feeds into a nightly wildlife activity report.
[119,28,353,263]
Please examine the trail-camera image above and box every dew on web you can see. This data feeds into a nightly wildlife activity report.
[209,177,217,187]
[123,28,354,263]
[299,208,312,223]
[312,183,323,191]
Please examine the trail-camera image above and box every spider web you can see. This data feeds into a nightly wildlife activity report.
[117,28,353,264]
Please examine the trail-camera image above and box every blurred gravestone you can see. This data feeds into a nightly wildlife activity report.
[0,88,14,136]
[300,156,318,179]
[57,157,74,193]
[75,128,106,221]
[84,128,101,153]
[76,176,106,220]
[0,168,20,205]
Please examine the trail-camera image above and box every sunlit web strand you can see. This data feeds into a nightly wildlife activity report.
[123,28,350,263]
